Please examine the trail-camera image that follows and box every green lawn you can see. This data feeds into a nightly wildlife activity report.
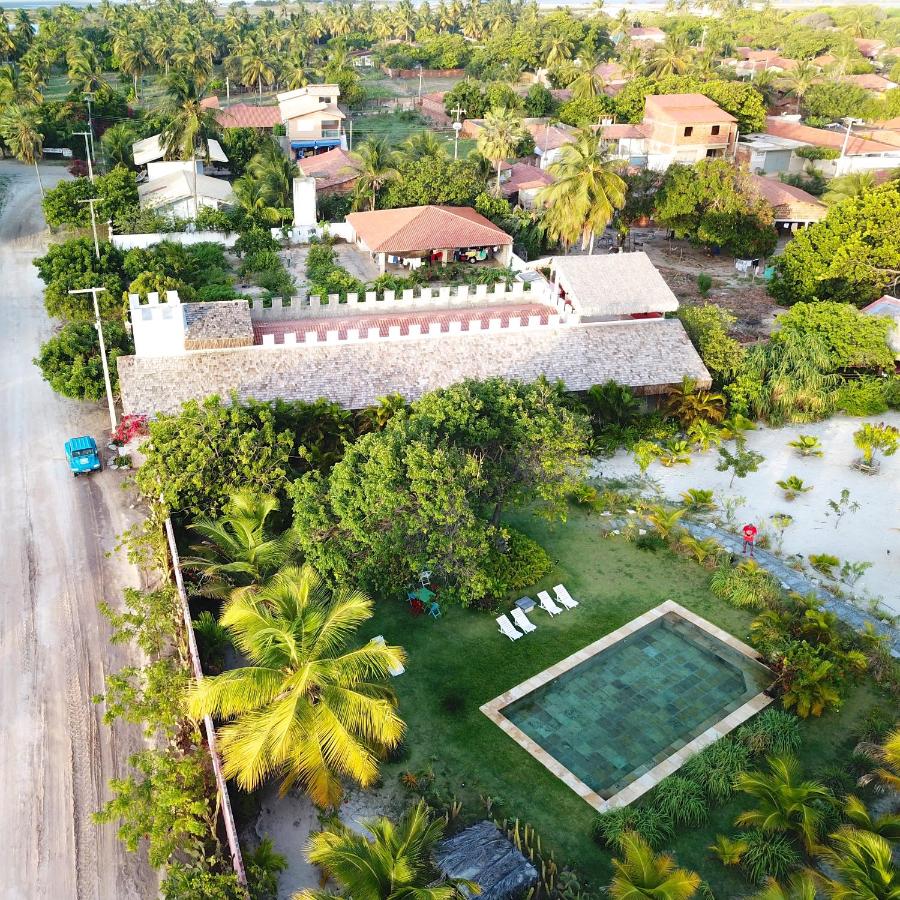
[367,506,892,895]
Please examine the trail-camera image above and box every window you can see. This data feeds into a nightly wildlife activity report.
[684,126,693,137]
[711,125,721,136]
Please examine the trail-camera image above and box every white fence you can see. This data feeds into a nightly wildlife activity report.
[111,230,240,250]
[258,311,565,347]
[248,280,545,321]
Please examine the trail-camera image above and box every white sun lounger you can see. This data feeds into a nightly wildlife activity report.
[537,590,563,616]
[497,614,523,641]
[510,607,537,634]
[554,584,578,609]
[370,635,405,676]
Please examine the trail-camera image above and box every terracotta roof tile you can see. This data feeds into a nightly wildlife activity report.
[216,103,281,129]
[765,116,899,155]
[644,93,736,124]
[500,162,553,197]
[347,206,512,253]
[298,147,361,190]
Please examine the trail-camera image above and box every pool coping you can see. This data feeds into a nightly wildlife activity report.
[479,599,774,813]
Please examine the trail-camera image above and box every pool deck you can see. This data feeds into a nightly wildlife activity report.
[480,599,774,813]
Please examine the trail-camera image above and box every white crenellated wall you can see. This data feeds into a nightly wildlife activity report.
[129,291,187,357]
[247,279,548,321]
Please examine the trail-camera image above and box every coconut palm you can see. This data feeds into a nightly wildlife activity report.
[239,35,277,96]
[734,756,832,850]
[609,832,701,899]
[0,102,45,197]
[183,490,298,597]
[855,727,900,793]
[477,107,526,192]
[569,54,606,100]
[647,34,694,77]
[187,565,406,806]
[100,122,139,169]
[749,873,817,900]
[234,142,297,223]
[814,827,900,899]
[292,800,477,900]
[786,60,816,115]
[0,63,41,105]
[537,130,626,252]
[398,129,448,163]
[160,73,220,162]
[823,172,875,206]
[542,29,574,69]
[348,138,400,211]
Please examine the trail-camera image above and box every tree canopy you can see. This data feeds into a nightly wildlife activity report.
[381,156,487,208]
[290,378,588,604]
[770,184,900,306]
[41,165,139,230]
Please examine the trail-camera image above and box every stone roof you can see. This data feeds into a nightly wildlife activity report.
[434,821,537,900]
[347,206,512,253]
[551,252,680,317]
[183,301,255,350]
[118,318,711,414]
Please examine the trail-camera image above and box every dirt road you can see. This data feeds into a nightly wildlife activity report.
[0,161,158,899]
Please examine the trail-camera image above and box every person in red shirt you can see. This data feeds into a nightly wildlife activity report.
[742,523,758,557]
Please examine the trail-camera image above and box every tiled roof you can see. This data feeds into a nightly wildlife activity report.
[200,95,220,109]
[500,162,553,197]
[748,174,826,219]
[298,147,361,190]
[594,62,626,81]
[627,26,664,38]
[216,103,282,128]
[644,93,736,124]
[813,54,837,67]
[601,123,647,139]
[347,206,512,253]
[764,117,899,155]
[854,37,886,56]
[118,318,711,414]
[527,122,577,152]
[551,252,680,317]
[842,74,897,92]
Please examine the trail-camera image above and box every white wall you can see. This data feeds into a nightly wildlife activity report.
[129,293,186,357]
[111,231,240,250]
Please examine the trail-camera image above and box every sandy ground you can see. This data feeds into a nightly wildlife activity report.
[592,413,900,615]
[0,161,158,898]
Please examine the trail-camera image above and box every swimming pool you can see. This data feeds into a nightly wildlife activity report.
[481,601,774,811]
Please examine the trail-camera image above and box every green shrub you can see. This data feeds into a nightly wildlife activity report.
[835,378,889,416]
[234,227,279,257]
[635,533,667,553]
[697,273,712,296]
[737,708,802,757]
[710,560,780,610]
[240,249,281,275]
[591,807,633,849]
[650,776,709,827]
[681,738,750,803]
[740,830,800,884]
[194,283,240,302]
[484,528,551,596]
[809,553,840,575]
[884,378,900,410]
[629,805,675,849]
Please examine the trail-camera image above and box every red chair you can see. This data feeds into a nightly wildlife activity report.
[410,599,425,616]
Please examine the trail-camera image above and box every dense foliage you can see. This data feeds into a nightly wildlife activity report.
[41,166,139,229]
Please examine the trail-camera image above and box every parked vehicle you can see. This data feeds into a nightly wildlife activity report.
[65,436,101,476]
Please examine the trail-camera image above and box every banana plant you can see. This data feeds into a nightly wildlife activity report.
[788,435,823,458]
[776,475,812,501]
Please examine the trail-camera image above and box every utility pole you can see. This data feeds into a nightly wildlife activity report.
[74,131,94,181]
[839,117,861,174]
[78,197,102,259]
[348,119,353,151]
[417,64,423,100]
[83,92,96,162]
[69,287,117,431]
[226,75,231,102]
[452,105,465,160]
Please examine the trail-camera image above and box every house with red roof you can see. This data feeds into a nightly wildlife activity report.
[298,147,362,195]
[498,162,553,208]
[625,26,666,46]
[854,37,887,59]
[748,174,826,230]
[842,74,897,94]
[345,205,513,273]
[216,103,282,130]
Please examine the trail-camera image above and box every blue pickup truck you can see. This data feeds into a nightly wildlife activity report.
[65,436,102,476]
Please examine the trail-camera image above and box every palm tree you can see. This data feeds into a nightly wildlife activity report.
[100,122,139,169]
[609,832,701,899]
[647,34,694,77]
[398,130,447,163]
[187,565,406,806]
[786,60,816,115]
[292,800,477,900]
[235,144,297,224]
[822,172,875,206]
[749,873,817,900]
[0,102,45,197]
[814,827,900,899]
[348,138,399,211]
[537,130,626,252]
[855,727,900,793]
[239,35,277,96]
[842,795,900,842]
[183,490,298,597]
[734,756,832,850]
[569,64,605,101]
[160,73,220,162]
[542,29,574,69]
[0,63,41,105]
[477,107,526,192]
